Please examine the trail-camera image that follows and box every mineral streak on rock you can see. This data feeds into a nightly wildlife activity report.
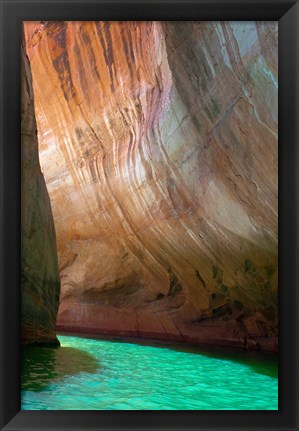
[21,32,60,346]
[24,21,278,351]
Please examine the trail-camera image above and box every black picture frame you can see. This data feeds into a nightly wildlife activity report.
[0,0,298,430]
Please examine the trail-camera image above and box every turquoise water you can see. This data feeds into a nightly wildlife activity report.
[21,334,278,410]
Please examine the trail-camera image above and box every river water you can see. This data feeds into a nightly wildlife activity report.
[21,334,278,410]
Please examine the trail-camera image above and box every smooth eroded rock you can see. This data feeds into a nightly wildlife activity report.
[24,21,278,351]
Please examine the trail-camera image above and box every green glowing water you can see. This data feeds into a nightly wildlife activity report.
[21,334,278,410]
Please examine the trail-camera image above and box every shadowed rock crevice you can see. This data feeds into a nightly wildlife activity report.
[21,32,61,346]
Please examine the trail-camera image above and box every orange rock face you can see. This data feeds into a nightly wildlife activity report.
[24,21,278,351]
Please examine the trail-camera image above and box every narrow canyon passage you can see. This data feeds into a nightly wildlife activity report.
[22,21,278,353]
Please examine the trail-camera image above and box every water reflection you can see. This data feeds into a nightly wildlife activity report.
[78,334,278,379]
[21,345,100,391]
[21,335,278,410]
[152,343,278,379]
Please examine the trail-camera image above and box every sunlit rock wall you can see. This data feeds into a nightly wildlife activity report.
[24,21,278,351]
[21,35,60,345]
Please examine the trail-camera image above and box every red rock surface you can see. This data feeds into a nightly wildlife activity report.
[21,33,60,345]
[24,21,278,351]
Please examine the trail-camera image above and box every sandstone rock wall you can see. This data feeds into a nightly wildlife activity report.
[24,21,278,351]
[21,34,60,345]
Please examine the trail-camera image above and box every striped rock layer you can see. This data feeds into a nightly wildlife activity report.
[24,21,278,351]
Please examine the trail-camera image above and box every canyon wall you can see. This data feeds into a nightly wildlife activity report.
[21,35,60,345]
[24,21,278,351]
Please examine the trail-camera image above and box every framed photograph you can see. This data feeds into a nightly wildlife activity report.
[1,0,298,430]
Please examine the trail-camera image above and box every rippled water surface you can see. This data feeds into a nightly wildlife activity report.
[21,334,278,410]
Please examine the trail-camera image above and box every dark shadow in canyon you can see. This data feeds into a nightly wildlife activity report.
[21,345,100,392]
[163,343,278,379]
[131,339,278,378]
